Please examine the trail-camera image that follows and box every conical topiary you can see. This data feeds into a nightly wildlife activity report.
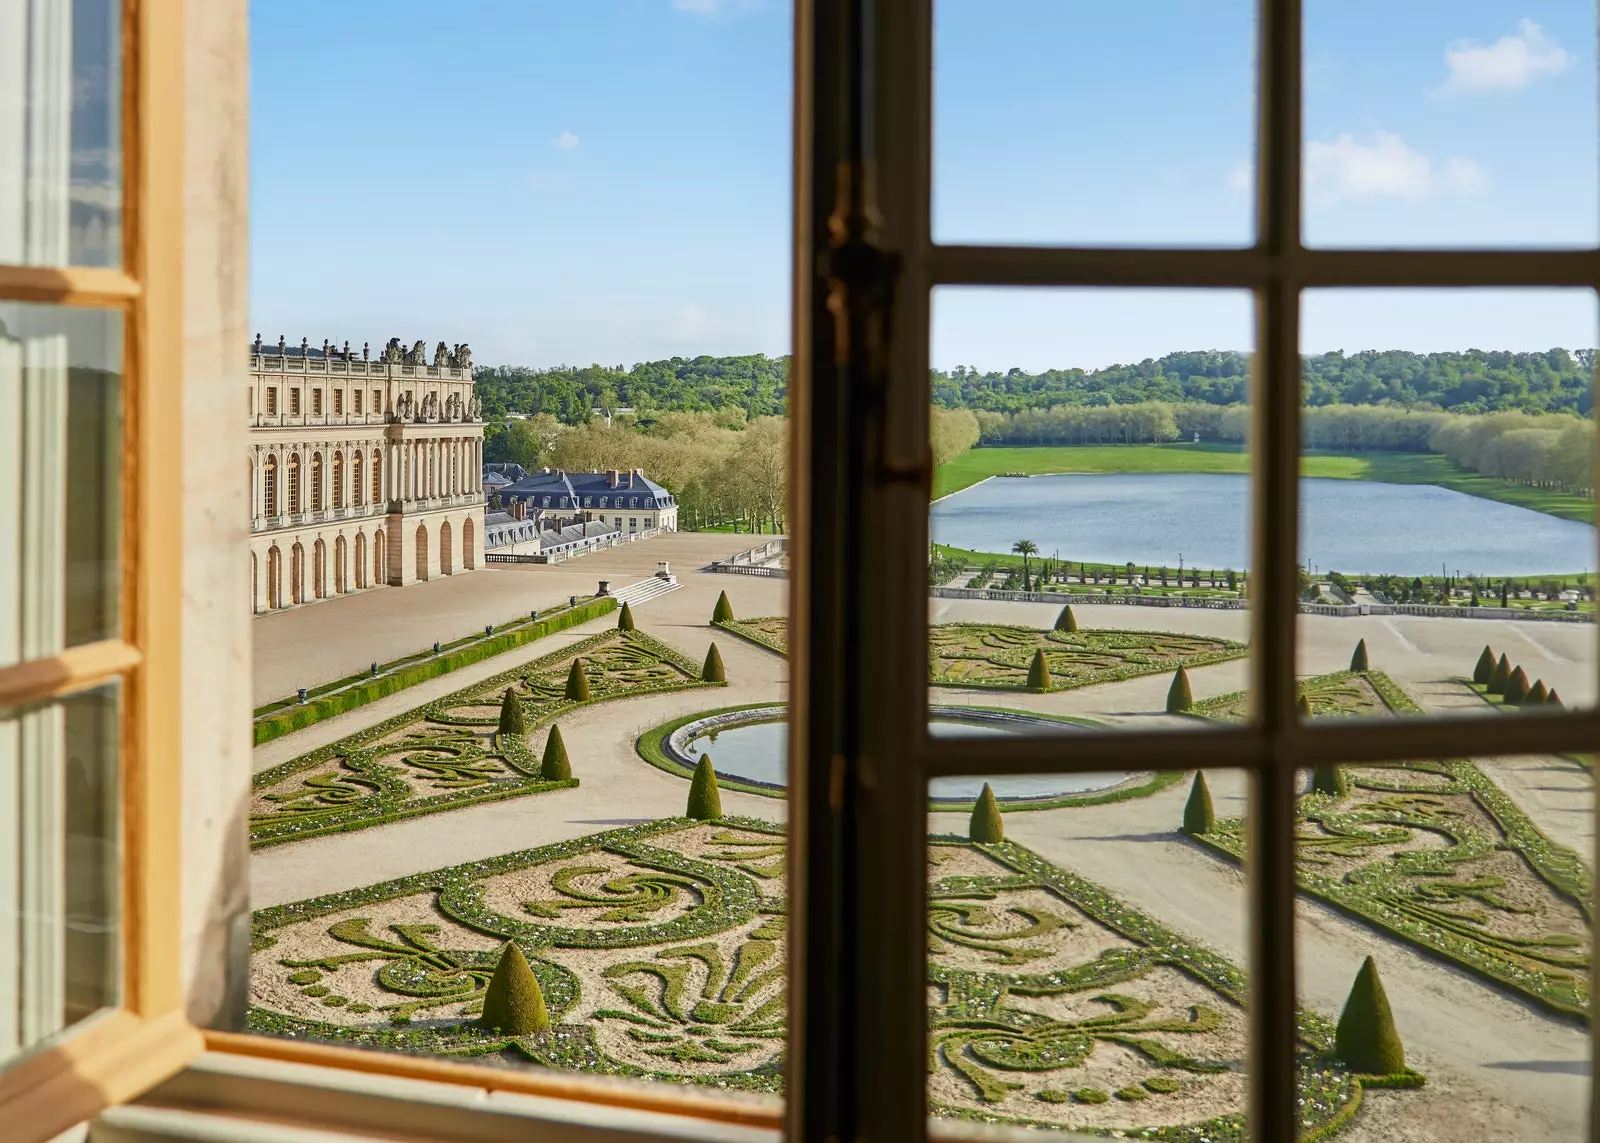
[969,783,1004,843]
[1312,762,1348,798]
[1182,772,1214,835]
[479,942,550,1035]
[1054,605,1078,633]
[1548,689,1564,707]
[1166,665,1193,713]
[687,754,723,820]
[1525,679,1549,706]
[540,724,571,780]
[702,642,726,683]
[497,687,526,736]
[712,590,734,624]
[1334,956,1404,1075]
[617,601,636,631]
[1472,646,1496,686]
[1297,692,1313,718]
[1350,639,1369,672]
[565,658,590,702]
[1503,665,1530,706]
[1027,648,1052,692]
[1488,653,1511,695]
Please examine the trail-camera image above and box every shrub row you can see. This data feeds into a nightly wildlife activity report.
[254,596,618,744]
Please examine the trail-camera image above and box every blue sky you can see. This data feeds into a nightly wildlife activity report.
[252,2,1596,373]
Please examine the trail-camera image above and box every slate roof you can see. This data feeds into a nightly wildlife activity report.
[501,468,675,512]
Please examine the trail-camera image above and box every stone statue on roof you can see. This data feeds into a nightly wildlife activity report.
[434,341,450,368]
[382,337,404,364]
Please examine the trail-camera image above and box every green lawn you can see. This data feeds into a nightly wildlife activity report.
[933,443,1594,523]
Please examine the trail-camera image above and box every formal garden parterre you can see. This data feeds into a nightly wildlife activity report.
[1191,668,1593,1019]
[249,817,1415,1137]
[251,629,722,848]
[930,623,1245,691]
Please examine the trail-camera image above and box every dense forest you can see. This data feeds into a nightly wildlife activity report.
[475,348,1595,424]
[478,348,1598,521]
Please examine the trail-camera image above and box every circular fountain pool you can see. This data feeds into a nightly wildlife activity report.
[662,705,1130,803]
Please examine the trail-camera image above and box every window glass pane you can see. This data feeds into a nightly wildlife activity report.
[1290,752,1590,1140]
[1304,2,1598,247]
[1298,289,1597,717]
[0,302,122,661]
[933,0,1254,247]
[0,680,121,1067]
[0,0,123,267]
[930,288,1254,734]
[925,768,1256,1134]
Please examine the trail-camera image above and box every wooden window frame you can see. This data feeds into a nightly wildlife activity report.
[787,3,1600,1143]
[0,1,203,1137]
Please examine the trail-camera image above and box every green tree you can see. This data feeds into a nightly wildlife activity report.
[1548,689,1564,707]
[1312,762,1348,798]
[687,755,723,820]
[617,601,636,631]
[969,783,1004,843]
[1503,666,1530,705]
[1027,648,1052,692]
[1334,956,1405,1075]
[479,942,550,1035]
[1472,646,1495,685]
[712,590,735,624]
[1182,772,1214,835]
[540,724,571,780]
[1166,665,1193,713]
[1525,679,1549,706]
[1488,653,1512,695]
[1012,539,1038,591]
[702,643,727,683]
[1053,605,1078,633]
[1349,639,1369,672]
[1296,692,1313,718]
[497,687,526,737]
[565,658,590,702]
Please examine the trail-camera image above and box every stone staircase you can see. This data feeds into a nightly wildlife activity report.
[610,574,681,609]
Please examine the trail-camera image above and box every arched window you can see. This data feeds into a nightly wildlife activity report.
[353,452,364,506]
[372,449,383,504]
[287,453,301,514]
[263,454,278,517]
[332,452,344,509]
[310,452,324,511]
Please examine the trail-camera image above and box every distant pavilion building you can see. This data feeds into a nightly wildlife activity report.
[483,466,678,554]
[247,335,486,612]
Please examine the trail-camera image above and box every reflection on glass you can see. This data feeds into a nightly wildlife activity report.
[1304,3,1597,247]
[0,682,121,1065]
[0,0,123,267]
[1297,290,1596,712]
[926,769,1253,1134]
[934,0,1254,246]
[0,303,122,659]
[929,288,1253,732]
[1293,754,1590,1140]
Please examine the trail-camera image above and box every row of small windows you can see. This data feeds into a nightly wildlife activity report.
[530,494,665,509]
[261,386,383,417]
[260,449,382,517]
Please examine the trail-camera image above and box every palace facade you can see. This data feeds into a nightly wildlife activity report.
[248,336,485,612]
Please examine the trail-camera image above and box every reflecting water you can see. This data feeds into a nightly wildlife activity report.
[685,717,1125,801]
[932,472,1594,576]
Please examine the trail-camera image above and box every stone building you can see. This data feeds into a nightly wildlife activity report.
[247,336,486,612]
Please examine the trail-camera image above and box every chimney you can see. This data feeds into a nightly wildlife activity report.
[512,500,526,520]
[608,468,619,488]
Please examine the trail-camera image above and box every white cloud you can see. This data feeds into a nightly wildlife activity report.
[554,130,580,150]
[1443,19,1570,93]
[1304,132,1489,205]
[672,0,722,12]
[1226,159,1252,193]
